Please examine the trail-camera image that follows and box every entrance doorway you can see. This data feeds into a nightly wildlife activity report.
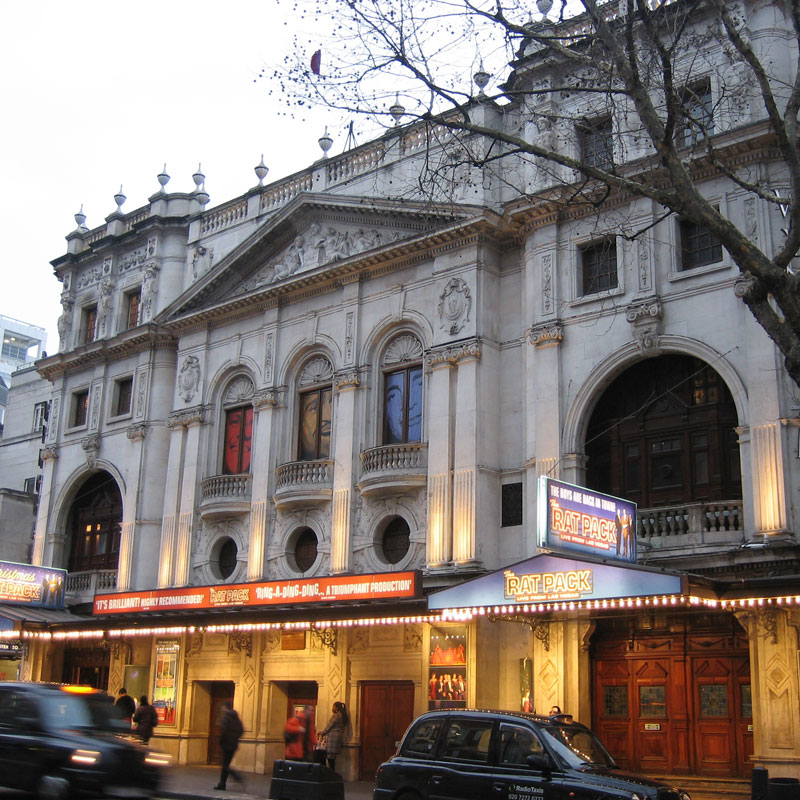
[207,681,235,764]
[359,681,415,781]
[592,613,751,777]
[62,646,109,689]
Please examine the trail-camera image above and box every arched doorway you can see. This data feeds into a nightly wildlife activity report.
[586,355,741,509]
[66,471,123,573]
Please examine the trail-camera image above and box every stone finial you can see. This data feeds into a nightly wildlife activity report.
[113,185,126,212]
[192,163,205,188]
[318,128,333,157]
[74,204,87,230]
[157,164,170,191]
[255,155,269,185]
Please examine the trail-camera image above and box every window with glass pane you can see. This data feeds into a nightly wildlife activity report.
[223,406,253,474]
[580,240,618,295]
[741,684,752,718]
[677,81,714,147]
[83,306,97,344]
[639,685,666,717]
[680,218,722,270]
[441,718,493,762]
[126,291,141,329]
[578,117,613,170]
[294,528,318,572]
[384,366,422,444]
[602,686,629,717]
[700,684,729,717]
[114,377,133,416]
[299,387,332,460]
[72,390,89,427]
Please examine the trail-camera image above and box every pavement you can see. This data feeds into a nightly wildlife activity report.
[160,764,375,800]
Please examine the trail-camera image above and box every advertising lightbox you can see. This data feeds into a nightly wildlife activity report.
[0,561,66,609]
[538,477,637,563]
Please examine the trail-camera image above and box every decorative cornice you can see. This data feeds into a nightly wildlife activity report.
[734,275,755,299]
[527,321,563,347]
[335,369,361,391]
[126,423,147,441]
[425,338,482,366]
[167,406,206,429]
[626,296,663,357]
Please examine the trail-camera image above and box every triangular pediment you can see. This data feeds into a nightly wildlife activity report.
[169,194,474,318]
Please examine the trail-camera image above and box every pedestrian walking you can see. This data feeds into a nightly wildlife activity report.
[115,687,136,722]
[214,702,245,791]
[284,704,316,761]
[133,695,158,744]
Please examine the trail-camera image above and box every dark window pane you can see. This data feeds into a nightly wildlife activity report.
[741,684,752,718]
[127,292,141,329]
[603,686,629,718]
[441,719,493,762]
[382,517,410,564]
[403,718,444,758]
[115,378,133,416]
[501,483,523,527]
[680,218,723,270]
[295,528,318,572]
[408,367,423,442]
[219,538,238,579]
[579,118,613,169]
[581,240,618,295]
[73,391,89,427]
[318,388,332,458]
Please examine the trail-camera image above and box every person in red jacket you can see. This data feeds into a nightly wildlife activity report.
[284,705,316,761]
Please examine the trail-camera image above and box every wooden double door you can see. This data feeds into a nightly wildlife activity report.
[592,618,752,777]
[359,681,415,781]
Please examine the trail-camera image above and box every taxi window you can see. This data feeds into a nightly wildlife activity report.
[0,690,40,729]
[441,718,494,763]
[403,717,444,758]
[498,723,544,766]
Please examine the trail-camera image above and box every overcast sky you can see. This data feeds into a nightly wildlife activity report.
[1,1,348,355]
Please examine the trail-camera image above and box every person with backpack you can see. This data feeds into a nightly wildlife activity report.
[214,702,245,791]
[133,696,158,744]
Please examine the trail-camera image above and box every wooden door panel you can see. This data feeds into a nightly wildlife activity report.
[359,682,415,781]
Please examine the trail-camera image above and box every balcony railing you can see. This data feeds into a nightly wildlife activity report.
[358,442,428,497]
[274,459,333,510]
[65,569,117,605]
[199,473,252,520]
[637,500,743,558]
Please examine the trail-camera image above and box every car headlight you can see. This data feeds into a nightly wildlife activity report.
[630,793,645,800]
[679,793,692,800]
[70,749,102,765]
[144,750,172,767]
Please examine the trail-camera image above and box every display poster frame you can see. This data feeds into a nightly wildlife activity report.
[0,560,67,609]
[428,624,468,711]
[152,640,179,726]
[537,476,638,563]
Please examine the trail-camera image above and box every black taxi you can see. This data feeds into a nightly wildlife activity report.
[374,709,692,800]
[0,682,169,799]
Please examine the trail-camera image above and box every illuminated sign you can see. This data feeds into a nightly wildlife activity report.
[538,477,637,563]
[0,561,66,609]
[428,553,685,610]
[94,570,420,615]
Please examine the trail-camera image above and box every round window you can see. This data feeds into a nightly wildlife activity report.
[381,517,410,564]
[218,537,238,579]
[294,528,318,572]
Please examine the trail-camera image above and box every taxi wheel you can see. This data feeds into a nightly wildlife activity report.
[37,774,70,800]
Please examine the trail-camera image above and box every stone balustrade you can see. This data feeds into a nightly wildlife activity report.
[65,569,117,604]
[638,500,742,539]
[199,474,252,520]
[358,442,428,497]
[200,198,248,235]
[274,459,333,510]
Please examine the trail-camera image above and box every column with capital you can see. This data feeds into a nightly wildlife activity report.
[331,371,360,573]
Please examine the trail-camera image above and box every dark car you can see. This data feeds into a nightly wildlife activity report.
[0,682,169,800]
[374,709,692,800]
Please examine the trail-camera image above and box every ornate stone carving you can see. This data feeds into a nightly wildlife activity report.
[178,356,201,402]
[97,279,114,339]
[57,298,73,352]
[167,407,205,428]
[626,297,663,357]
[425,339,482,366]
[264,630,281,653]
[119,239,156,272]
[140,264,159,322]
[638,236,651,291]
[344,312,355,364]
[734,274,755,298]
[541,254,554,314]
[438,277,472,335]
[223,376,254,406]
[335,369,361,391]
[383,334,423,366]
[187,632,203,656]
[760,607,779,645]
[349,627,370,653]
[126,423,147,441]
[404,623,423,652]
[228,632,253,657]
[298,356,333,387]
[253,389,280,409]
[81,434,100,467]
[191,245,214,279]
[41,446,59,461]
[527,322,563,347]
[76,264,105,290]
[264,332,275,383]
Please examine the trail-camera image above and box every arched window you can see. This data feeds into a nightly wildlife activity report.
[586,355,741,508]
[297,357,333,461]
[292,527,319,572]
[222,376,254,474]
[382,334,423,444]
[67,472,123,572]
[380,517,411,564]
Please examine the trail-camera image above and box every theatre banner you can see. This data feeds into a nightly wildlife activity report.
[0,560,66,609]
[538,477,637,563]
[428,553,685,610]
[94,570,420,615]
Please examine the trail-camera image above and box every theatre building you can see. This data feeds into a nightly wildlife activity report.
[3,0,799,781]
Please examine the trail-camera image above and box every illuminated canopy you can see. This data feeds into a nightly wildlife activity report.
[427,553,686,611]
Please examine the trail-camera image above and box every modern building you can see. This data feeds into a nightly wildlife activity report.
[0,315,46,429]
[2,0,798,783]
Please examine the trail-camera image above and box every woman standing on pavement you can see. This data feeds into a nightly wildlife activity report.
[317,701,350,772]
[133,696,158,744]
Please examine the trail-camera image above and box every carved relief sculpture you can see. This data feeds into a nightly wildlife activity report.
[438,277,472,335]
[178,356,201,403]
[140,264,159,322]
[97,279,114,339]
[57,297,74,352]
